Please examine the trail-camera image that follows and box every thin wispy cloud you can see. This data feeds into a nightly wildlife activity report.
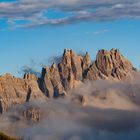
[87,29,109,35]
[0,0,140,29]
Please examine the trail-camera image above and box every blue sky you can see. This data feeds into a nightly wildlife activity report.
[0,0,140,76]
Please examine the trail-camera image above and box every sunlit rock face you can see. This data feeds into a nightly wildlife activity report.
[0,48,136,113]
[41,48,134,98]
[40,64,65,98]
[0,73,43,113]
[40,49,84,98]
[58,49,83,90]
[82,52,91,78]
[85,48,134,80]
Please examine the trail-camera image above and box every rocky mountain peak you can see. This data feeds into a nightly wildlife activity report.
[82,52,91,71]
[40,48,135,98]
[0,48,136,113]
[23,73,38,80]
[85,48,133,80]
[2,73,15,79]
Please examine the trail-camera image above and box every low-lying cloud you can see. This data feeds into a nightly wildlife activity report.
[1,74,140,140]
[0,0,140,29]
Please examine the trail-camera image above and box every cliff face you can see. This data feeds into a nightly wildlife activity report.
[0,48,135,113]
[86,49,133,80]
[0,73,43,113]
[41,48,134,97]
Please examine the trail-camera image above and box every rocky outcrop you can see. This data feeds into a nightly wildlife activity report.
[82,52,91,78]
[85,48,134,80]
[72,95,87,106]
[40,64,66,98]
[40,49,84,98]
[58,49,83,90]
[0,73,43,113]
[23,73,44,100]
[0,48,136,113]
[22,107,41,123]
[40,48,135,98]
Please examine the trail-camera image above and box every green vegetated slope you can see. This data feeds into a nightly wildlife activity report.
[0,132,18,140]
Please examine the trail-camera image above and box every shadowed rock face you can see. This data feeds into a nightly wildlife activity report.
[0,48,135,113]
[22,107,41,123]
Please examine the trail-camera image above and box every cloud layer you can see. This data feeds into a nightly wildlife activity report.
[0,0,140,29]
[1,76,140,140]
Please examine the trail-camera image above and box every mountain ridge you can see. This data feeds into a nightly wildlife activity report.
[0,48,136,113]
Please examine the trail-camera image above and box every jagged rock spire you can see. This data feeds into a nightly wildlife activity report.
[0,48,135,113]
[85,49,133,80]
[40,48,134,98]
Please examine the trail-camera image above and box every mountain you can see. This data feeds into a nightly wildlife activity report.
[0,48,136,113]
